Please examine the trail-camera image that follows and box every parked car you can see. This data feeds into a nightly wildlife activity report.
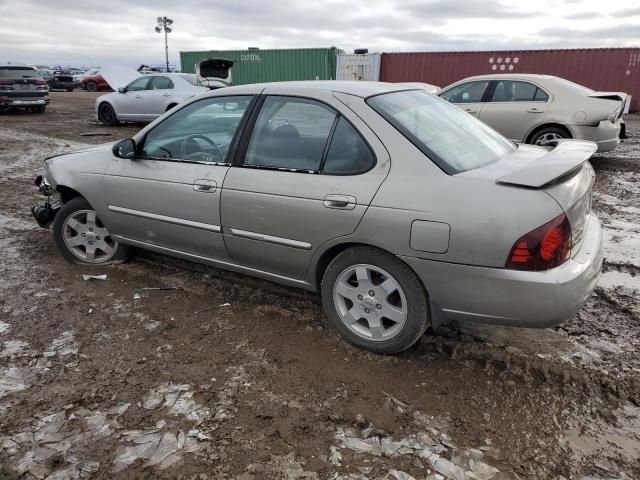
[438,74,627,152]
[0,64,49,112]
[32,82,603,354]
[48,70,80,91]
[95,73,208,125]
[82,72,110,92]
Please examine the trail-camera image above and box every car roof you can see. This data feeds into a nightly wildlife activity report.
[206,81,413,98]
[455,73,556,82]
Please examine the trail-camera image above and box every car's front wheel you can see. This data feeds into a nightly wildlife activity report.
[321,246,429,354]
[98,102,119,126]
[53,197,129,264]
[85,81,98,92]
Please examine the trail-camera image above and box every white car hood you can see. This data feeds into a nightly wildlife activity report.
[99,66,141,90]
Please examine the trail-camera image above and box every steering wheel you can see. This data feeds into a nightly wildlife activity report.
[180,134,223,162]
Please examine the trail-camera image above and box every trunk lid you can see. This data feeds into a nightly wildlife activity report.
[458,140,597,256]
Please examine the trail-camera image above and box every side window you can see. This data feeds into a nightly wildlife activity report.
[151,76,174,90]
[244,96,336,171]
[440,81,489,104]
[126,77,150,92]
[491,81,546,102]
[323,118,375,175]
[141,95,253,163]
[534,88,549,102]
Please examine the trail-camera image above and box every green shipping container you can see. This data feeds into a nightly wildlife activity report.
[179,48,339,85]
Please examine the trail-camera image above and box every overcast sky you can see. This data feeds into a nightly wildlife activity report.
[1,0,639,69]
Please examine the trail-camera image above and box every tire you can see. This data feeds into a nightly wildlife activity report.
[53,197,129,265]
[529,127,570,147]
[85,81,98,92]
[321,246,429,354]
[35,105,46,113]
[98,102,119,126]
[66,88,74,92]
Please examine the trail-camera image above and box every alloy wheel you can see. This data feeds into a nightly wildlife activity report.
[535,132,565,146]
[332,264,408,342]
[62,209,118,263]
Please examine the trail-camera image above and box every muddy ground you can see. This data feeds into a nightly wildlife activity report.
[0,91,639,480]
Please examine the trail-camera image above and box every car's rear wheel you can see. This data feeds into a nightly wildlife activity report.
[321,247,429,354]
[34,105,46,113]
[530,127,569,147]
[53,197,129,265]
[98,102,119,126]
[85,81,98,92]
[66,88,74,92]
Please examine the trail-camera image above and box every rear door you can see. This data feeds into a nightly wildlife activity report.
[144,76,175,119]
[438,80,490,118]
[480,80,550,141]
[220,88,390,280]
[103,94,255,261]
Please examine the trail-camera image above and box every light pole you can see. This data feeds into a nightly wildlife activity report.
[155,16,173,72]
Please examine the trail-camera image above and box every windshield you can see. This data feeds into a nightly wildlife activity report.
[0,67,38,78]
[367,90,515,174]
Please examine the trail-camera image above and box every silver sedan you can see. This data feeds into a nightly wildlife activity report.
[32,81,603,354]
[438,74,627,152]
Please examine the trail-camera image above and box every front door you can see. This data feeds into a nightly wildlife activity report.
[102,94,255,261]
[220,89,390,280]
[479,79,550,141]
[116,76,150,121]
[439,80,490,118]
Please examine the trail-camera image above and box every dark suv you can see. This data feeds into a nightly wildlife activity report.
[0,64,50,113]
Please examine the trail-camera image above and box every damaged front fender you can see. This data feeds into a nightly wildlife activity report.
[31,175,60,228]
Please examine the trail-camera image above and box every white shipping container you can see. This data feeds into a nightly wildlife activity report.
[336,53,381,81]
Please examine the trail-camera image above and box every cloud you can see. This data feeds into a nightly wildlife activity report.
[616,7,640,16]
[0,0,636,69]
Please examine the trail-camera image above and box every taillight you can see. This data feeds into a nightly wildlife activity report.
[506,213,572,271]
[34,79,47,85]
[0,80,14,90]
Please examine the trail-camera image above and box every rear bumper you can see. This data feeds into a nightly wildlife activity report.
[0,97,48,107]
[402,214,603,328]
[568,120,622,153]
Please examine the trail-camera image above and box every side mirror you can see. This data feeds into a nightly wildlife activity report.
[113,139,136,159]
[118,87,126,94]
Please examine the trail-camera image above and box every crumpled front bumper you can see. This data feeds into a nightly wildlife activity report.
[31,175,59,228]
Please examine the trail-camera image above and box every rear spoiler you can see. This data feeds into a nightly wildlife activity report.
[496,140,597,188]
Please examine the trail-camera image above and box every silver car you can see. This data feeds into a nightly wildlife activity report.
[438,74,627,152]
[95,73,207,126]
[32,81,603,354]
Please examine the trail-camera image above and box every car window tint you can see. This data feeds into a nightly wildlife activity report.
[439,81,488,103]
[323,118,375,175]
[534,88,549,101]
[126,77,150,91]
[141,95,253,163]
[244,96,336,171]
[491,81,540,102]
[152,76,174,90]
[368,90,515,174]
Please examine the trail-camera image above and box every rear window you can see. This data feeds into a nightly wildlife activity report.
[0,66,38,78]
[367,90,515,174]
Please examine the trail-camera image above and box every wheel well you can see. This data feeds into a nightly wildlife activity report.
[56,185,83,204]
[526,123,572,143]
[166,103,178,111]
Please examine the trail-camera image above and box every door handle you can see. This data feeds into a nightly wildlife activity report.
[527,108,543,113]
[464,108,477,114]
[193,180,217,192]
[323,194,356,210]
[135,95,142,99]
[162,93,171,97]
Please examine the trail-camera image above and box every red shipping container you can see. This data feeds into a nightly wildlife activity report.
[381,48,640,111]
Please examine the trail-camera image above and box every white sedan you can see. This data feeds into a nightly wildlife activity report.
[95,73,208,125]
